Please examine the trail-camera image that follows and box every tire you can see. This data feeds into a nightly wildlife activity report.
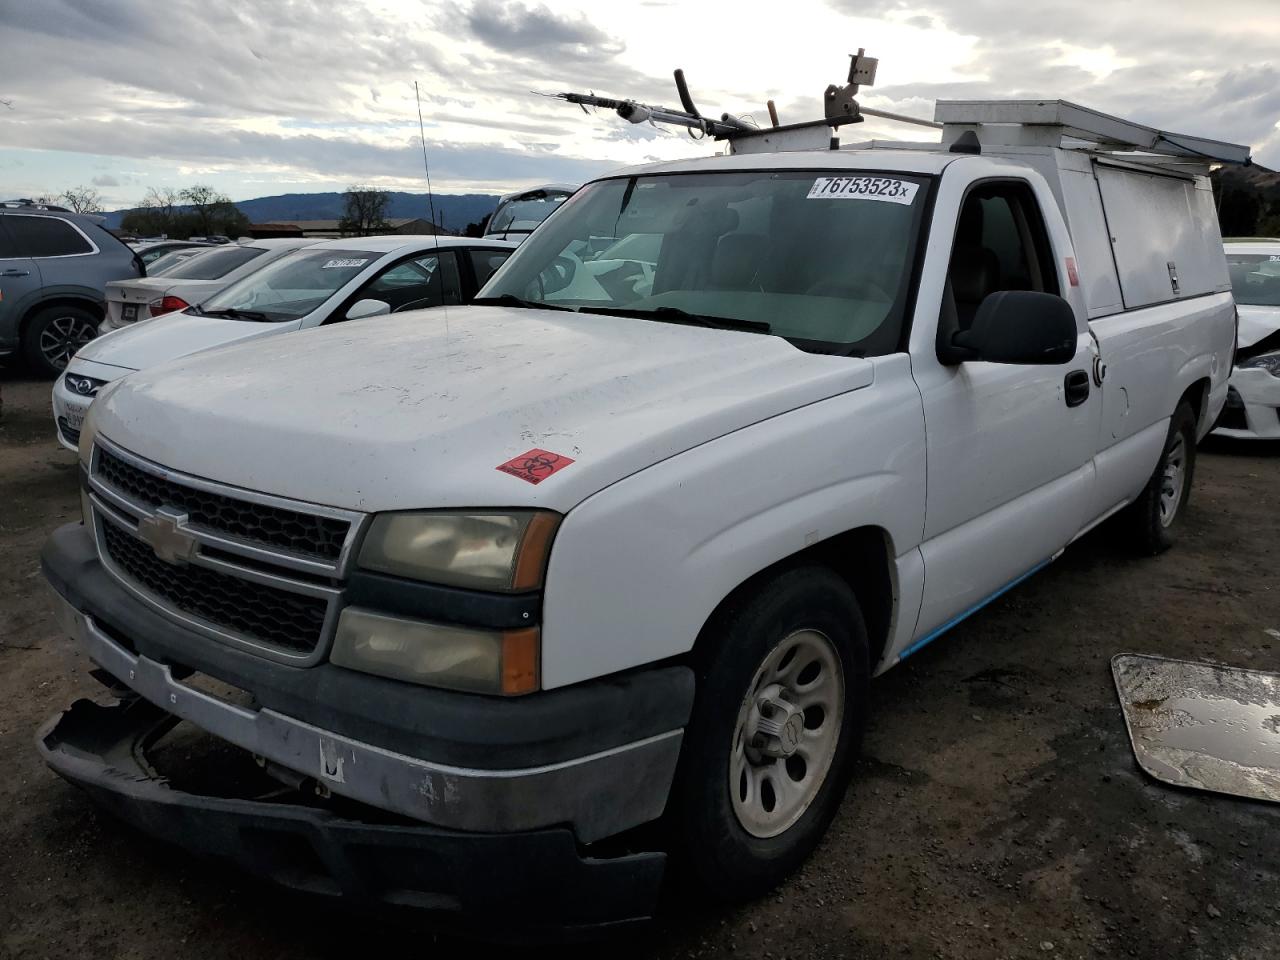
[1125,401,1197,555]
[672,566,869,902]
[22,305,100,377]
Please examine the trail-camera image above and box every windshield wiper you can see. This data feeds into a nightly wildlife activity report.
[200,307,272,321]
[577,305,771,334]
[472,294,575,312]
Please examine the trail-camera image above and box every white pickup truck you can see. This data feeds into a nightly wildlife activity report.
[39,100,1240,934]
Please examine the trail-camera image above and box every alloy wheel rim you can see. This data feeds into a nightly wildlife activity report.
[39,315,96,370]
[1159,433,1186,528]
[729,629,845,839]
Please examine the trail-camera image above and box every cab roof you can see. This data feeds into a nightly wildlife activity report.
[607,149,960,180]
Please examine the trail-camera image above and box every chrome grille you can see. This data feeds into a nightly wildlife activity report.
[96,446,349,561]
[87,437,364,665]
[101,519,326,653]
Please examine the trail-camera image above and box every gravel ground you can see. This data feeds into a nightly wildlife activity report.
[1,368,1278,960]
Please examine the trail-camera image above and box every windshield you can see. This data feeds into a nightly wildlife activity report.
[161,244,267,280]
[481,171,929,353]
[1226,253,1280,307]
[197,247,375,321]
[487,192,572,236]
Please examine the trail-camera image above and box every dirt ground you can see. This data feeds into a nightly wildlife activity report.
[2,366,1279,960]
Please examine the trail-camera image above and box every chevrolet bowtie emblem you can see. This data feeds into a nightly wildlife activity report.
[137,508,198,565]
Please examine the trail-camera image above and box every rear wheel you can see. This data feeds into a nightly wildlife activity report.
[672,567,868,902]
[1125,401,1197,554]
[23,305,99,377]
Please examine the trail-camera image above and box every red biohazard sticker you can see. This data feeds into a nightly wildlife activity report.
[1065,257,1080,287]
[496,449,575,485]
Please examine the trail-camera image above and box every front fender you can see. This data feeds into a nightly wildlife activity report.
[539,355,927,688]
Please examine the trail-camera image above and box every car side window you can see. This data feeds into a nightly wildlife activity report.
[0,219,20,259]
[469,249,512,288]
[5,215,93,257]
[943,182,1059,333]
[360,252,461,313]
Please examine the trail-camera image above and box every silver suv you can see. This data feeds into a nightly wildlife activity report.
[0,201,142,376]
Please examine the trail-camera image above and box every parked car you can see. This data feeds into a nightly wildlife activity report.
[1214,238,1280,439]
[482,183,576,242]
[99,239,318,335]
[51,236,516,449]
[39,100,1238,931]
[128,239,213,267]
[0,201,142,375]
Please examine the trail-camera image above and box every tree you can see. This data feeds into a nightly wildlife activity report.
[180,184,247,237]
[340,185,391,236]
[462,214,490,238]
[60,186,103,214]
[119,184,249,239]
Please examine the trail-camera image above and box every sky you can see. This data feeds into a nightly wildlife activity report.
[1,0,1279,210]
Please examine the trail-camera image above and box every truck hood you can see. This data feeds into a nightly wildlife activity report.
[78,312,289,372]
[91,306,874,512]
[1237,304,1280,350]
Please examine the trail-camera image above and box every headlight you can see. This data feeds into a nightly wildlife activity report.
[331,608,539,694]
[357,511,560,592]
[1239,351,1280,377]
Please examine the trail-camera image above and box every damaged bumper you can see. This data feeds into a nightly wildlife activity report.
[39,523,696,928]
[38,697,665,934]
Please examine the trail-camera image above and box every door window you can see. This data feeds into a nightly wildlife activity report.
[360,252,461,313]
[944,182,1059,333]
[5,215,93,257]
[469,248,512,289]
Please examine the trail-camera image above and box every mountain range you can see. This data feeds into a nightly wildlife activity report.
[102,191,502,232]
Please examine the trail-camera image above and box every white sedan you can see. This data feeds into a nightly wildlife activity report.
[100,238,319,334]
[52,235,516,450]
[1216,240,1280,439]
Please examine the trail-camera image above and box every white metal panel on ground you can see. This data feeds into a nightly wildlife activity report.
[1095,164,1230,309]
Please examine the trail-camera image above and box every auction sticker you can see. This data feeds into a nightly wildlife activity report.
[496,448,575,485]
[807,176,918,205]
[321,258,369,269]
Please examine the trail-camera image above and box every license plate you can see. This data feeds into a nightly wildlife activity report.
[64,403,86,430]
[121,303,138,323]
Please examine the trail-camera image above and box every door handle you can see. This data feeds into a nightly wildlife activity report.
[1064,369,1091,408]
[1,269,31,277]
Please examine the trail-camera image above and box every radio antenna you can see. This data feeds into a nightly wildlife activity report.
[413,80,447,334]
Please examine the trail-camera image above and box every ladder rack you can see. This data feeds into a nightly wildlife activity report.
[546,53,1252,165]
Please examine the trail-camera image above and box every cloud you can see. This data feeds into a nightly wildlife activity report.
[467,0,624,57]
[91,174,119,187]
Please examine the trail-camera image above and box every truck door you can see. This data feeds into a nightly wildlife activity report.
[909,179,1101,643]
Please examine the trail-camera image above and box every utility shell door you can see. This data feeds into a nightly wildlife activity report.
[910,177,1100,644]
[0,218,45,341]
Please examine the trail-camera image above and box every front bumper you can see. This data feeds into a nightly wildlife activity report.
[39,697,665,935]
[50,375,91,451]
[42,523,692,843]
[1212,367,1280,440]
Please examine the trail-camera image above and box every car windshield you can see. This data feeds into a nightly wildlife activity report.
[197,248,374,321]
[481,171,929,354]
[160,244,267,280]
[487,192,571,236]
[1226,253,1280,307]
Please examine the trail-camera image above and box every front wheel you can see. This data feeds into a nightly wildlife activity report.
[1125,401,1197,554]
[672,567,869,902]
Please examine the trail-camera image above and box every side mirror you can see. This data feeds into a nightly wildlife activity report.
[943,291,1077,365]
[345,298,391,321]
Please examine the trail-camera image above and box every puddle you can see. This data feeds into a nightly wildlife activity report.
[1112,654,1280,802]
